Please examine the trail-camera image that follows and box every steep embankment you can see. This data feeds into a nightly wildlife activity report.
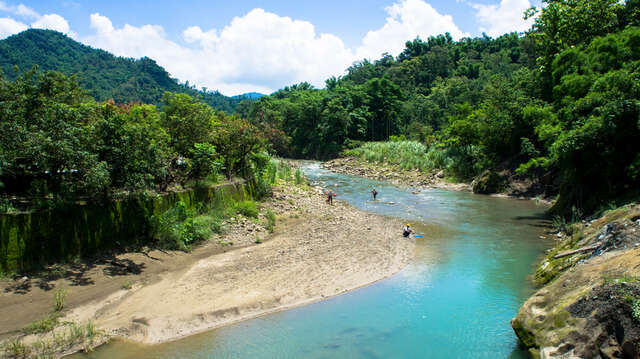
[512,204,640,358]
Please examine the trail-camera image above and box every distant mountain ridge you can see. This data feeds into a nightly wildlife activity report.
[0,29,242,112]
[233,92,267,100]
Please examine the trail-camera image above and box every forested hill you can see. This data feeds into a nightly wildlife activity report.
[246,0,640,215]
[0,29,240,112]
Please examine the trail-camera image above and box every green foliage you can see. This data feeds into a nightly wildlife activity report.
[152,201,196,250]
[23,312,62,334]
[162,92,218,158]
[633,299,640,323]
[265,209,276,233]
[54,286,68,312]
[190,143,224,181]
[0,67,267,206]
[233,200,259,218]
[121,280,134,290]
[150,201,229,250]
[294,168,307,185]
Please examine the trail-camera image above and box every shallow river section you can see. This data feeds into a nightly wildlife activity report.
[79,163,552,358]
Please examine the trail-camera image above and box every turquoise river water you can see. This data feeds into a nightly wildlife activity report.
[77,163,553,358]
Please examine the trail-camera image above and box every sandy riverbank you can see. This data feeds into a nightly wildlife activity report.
[1,182,413,352]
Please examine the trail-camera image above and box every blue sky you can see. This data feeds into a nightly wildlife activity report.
[0,0,542,95]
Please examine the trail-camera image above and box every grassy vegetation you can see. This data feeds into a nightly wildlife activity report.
[121,280,135,290]
[54,286,68,312]
[233,201,259,218]
[344,141,430,171]
[3,320,103,358]
[23,312,63,335]
[151,200,228,251]
[265,209,276,233]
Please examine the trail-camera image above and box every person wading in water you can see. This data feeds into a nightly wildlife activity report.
[326,189,336,205]
[371,188,378,200]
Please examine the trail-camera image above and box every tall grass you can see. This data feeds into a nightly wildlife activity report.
[263,158,306,185]
[345,141,447,172]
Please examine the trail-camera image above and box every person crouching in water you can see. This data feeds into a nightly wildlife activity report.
[403,224,414,238]
[371,188,378,200]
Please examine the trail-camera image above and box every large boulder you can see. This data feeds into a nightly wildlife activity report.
[512,205,640,358]
[471,170,504,194]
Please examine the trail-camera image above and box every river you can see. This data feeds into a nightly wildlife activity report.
[77,163,553,358]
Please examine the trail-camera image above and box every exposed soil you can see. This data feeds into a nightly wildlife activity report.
[565,283,640,358]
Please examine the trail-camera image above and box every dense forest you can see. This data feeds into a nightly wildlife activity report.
[0,67,270,210]
[0,0,638,217]
[242,0,640,215]
[0,29,244,112]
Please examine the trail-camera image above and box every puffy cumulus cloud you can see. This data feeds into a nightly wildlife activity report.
[83,9,355,95]
[183,26,218,48]
[0,16,26,38]
[205,9,354,89]
[0,2,75,38]
[85,13,198,82]
[472,0,535,37]
[31,13,71,34]
[81,2,472,95]
[357,0,469,60]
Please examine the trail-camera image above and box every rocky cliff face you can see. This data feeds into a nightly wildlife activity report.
[512,204,640,358]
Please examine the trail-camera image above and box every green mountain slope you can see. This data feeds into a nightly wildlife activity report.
[0,29,239,112]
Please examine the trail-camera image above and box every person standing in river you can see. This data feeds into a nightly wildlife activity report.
[326,189,335,205]
[371,188,378,201]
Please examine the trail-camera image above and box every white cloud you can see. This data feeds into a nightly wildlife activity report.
[0,2,75,38]
[31,13,70,34]
[83,9,356,95]
[0,1,38,18]
[0,0,473,95]
[356,0,469,60]
[183,26,217,48]
[15,4,38,18]
[81,2,474,95]
[0,16,26,38]
[472,0,535,37]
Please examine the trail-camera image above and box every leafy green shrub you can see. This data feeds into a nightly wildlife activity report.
[234,200,259,218]
[151,201,213,250]
[190,142,224,181]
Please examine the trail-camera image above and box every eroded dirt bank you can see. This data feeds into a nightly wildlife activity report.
[1,182,413,355]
